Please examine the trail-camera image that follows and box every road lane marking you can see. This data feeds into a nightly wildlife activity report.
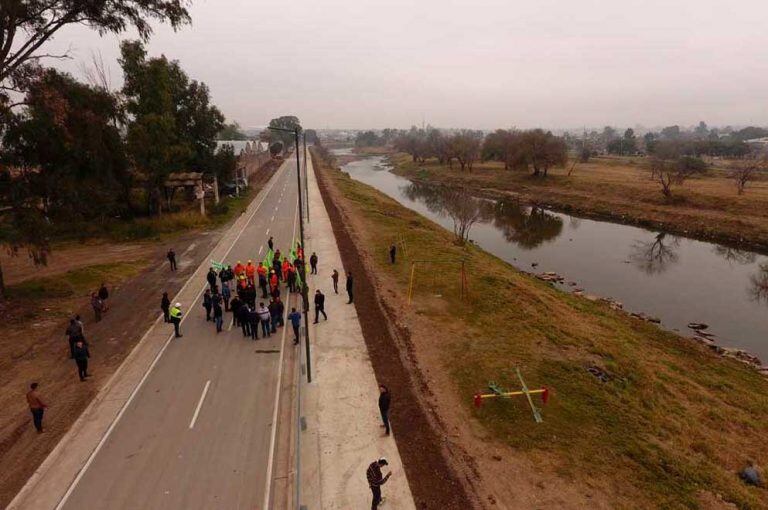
[189,380,211,429]
[262,198,299,510]
[52,160,290,510]
[228,318,234,331]
[266,228,270,235]
[270,215,274,222]
[258,245,263,255]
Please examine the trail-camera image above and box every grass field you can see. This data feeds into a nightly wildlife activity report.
[387,152,768,253]
[315,149,768,508]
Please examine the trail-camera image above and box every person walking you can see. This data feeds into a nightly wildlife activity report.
[73,339,90,381]
[313,289,327,323]
[366,458,392,510]
[257,302,271,338]
[161,292,171,322]
[221,281,231,312]
[378,385,391,436]
[287,264,297,293]
[238,303,251,337]
[91,292,104,321]
[389,244,397,264]
[98,283,109,312]
[259,272,269,299]
[65,317,84,359]
[202,289,213,321]
[288,307,302,345]
[331,269,339,294]
[27,383,47,433]
[207,267,218,292]
[268,236,274,251]
[309,252,318,275]
[230,295,242,327]
[170,303,183,338]
[346,272,354,304]
[167,248,178,271]
[213,299,223,333]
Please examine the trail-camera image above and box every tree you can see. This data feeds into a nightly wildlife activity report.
[266,116,301,152]
[402,183,482,245]
[482,129,521,170]
[0,0,189,109]
[514,129,568,177]
[660,125,681,139]
[448,130,481,173]
[210,144,237,183]
[304,129,319,144]
[730,154,767,195]
[694,121,709,139]
[355,130,381,147]
[218,122,248,140]
[393,127,427,162]
[647,141,704,198]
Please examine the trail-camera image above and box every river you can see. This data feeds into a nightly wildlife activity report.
[332,149,768,362]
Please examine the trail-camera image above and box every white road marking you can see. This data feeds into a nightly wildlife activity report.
[52,161,289,510]
[189,380,211,429]
[258,245,263,255]
[270,215,274,222]
[266,228,270,235]
[228,317,234,331]
[262,198,299,510]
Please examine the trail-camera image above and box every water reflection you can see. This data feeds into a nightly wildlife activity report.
[483,201,563,249]
[750,263,768,303]
[629,233,680,274]
[401,183,483,245]
[713,246,758,265]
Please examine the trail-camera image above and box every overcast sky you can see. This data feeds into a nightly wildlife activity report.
[46,0,768,130]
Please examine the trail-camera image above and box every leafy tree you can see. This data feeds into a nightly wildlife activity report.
[448,130,482,173]
[512,129,568,177]
[393,126,427,162]
[266,116,301,152]
[211,144,238,182]
[304,129,319,144]
[0,0,189,111]
[660,125,681,139]
[355,130,381,147]
[218,122,248,140]
[694,121,709,139]
[732,126,768,141]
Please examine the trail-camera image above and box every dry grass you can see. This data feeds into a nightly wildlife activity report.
[389,153,768,251]
[317,151,768,509]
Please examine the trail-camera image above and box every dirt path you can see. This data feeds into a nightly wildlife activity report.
[0,165,274,508]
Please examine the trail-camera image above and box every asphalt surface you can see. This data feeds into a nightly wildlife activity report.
[60,158,300,510]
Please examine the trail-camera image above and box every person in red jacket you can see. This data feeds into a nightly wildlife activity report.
[234,261,245,278]
[269,270,278,293]
[245,260,256,284]
[257,262,267,279]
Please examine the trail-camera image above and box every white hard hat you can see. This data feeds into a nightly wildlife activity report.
[175,302,181,307]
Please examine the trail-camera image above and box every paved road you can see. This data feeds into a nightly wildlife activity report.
[60,158,300,510]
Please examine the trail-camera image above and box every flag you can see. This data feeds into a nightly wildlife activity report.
[211,260,226,271]
[262,248,274,269]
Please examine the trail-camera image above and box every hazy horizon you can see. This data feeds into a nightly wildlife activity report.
[43,0,768,130]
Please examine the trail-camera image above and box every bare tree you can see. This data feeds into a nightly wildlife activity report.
[730,154,767,195]
[402,183,482,244]
[449,130,481,173]
[750,263,768,303]
[630,233,680,274]
[80,50,112,91]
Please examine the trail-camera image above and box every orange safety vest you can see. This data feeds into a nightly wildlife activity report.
[234,263,245,276]
[257,265,267,277]
[245,264,255,278]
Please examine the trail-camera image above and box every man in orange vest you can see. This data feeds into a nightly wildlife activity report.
[245,260,256,284]
[234,261,245,278]
[257,262,267,280]
[269,270,278,294]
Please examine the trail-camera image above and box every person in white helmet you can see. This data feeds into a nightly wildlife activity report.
[169,302,183,337]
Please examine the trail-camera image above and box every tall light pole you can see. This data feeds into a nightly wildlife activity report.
[268,126,311,382]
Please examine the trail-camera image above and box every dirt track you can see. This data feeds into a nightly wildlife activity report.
[313,152,480,509]
[0,163,274,508]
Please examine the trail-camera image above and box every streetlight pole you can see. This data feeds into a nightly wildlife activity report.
[268,126,312,382]
[302,132,309,222]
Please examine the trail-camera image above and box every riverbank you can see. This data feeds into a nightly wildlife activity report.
[384,151,768,254]
[312,147,768,509]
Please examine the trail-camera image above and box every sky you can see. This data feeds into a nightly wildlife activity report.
[43,0,768,131]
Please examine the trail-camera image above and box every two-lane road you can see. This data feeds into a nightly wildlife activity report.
[59,157,301,510]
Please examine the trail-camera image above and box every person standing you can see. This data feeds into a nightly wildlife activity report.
[167,249,177,271]
[331,269,339,294]
[161,292,171,322]
[98,283,109,312]
[202,289,213,321]
[221,281,231,312]
[366,458,392,510]
[91,292,104,322]
[230,295,242,327]
[245,260,256,285]
[170,303,183,338]
[287,264,297,293]
[288,307,302,345]
[346,272,354,304]
[257,302,271,338]
[389,244,397,264]
[239,303,252,337]
[73,340,90,381]
[309,252,318,275]
[272,296,285,329]
[259,272,269,299]
[65,317,84,359]
[313,289,327,323]
[268,236,274,251]
[207,267,218,292]
[27,383,47,433]
[213,299,223,333]
[378,385,391,436]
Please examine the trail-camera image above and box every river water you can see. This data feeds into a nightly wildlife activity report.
[333,149,768,361]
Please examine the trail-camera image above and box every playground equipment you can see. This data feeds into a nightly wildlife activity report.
[473,368,549,423]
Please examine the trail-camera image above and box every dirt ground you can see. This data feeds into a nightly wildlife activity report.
[0,161,274,508]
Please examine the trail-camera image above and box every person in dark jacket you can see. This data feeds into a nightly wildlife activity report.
[213,299,223,333]
[221,282,231,311]
[272,297,285,331]
[378,385,391,436]
[167,248,177,271]
[331,269,339,294]
[202,289,213,321]
[27,382,47,433]
[309,252,318,275]
[161,292,171,322]
[230,296,242,327]
[249,305,261,339]
[65,317,84,359]
[288,307,302,345]
[389,244,397,264]
[313,289,327,323]
[98,283,109,311]
[206,268,218,292]
[73,340,90,381]
[366,458,391,510]
[258,273,269,299]
[267,236,274,251]
[346,272,354,304]
[91,293,104,321]
[239,304,251,337]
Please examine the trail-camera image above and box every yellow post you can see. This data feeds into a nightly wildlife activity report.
[407,262,416,305]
